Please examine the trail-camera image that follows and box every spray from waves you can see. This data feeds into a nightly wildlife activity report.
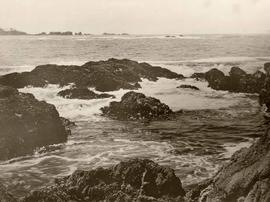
[146,56,270,77]
[18,77,256,122]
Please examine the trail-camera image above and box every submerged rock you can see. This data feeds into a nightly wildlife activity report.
[0,85,70,161]
[189,128,270,202]
[177,85,199,90]
[22,159,185,202]
[0,58,184,92]
[58,88,115,99]
[100,91,174,121]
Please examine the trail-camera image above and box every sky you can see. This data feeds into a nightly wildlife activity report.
[0,0,269,34]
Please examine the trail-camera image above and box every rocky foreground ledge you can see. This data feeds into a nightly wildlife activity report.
[0,58,184,92]
[21,159,186,202]
[188,128,270,202]
[2,128,263,202]
[0,85,70,161]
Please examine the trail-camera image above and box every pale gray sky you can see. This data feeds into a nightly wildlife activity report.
[0,0,269,34]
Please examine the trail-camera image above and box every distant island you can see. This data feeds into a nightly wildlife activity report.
[0,27,91,36]
[0,27,132,36]
[36,31,94,36]
[37,31,73,36]
[103,32,129,36]
[0,28,27,35]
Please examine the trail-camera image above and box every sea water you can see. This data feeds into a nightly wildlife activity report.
[0,34,269,197]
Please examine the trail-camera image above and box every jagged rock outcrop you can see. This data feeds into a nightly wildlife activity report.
[0,58,184,92]
[195,66,266,93]
[100,91,174,121]
[187,128,270,202]
[0,85,70,161]
[259,63,270,112]
[177,85,199,90]
[58,88,115,99]
[22,159,186,202]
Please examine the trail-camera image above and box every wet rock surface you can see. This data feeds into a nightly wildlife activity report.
[100,91,174,121]
[0,85,70,161]
[58,88,115,99]
[187,129,270,202]
[0,58,184,92]
[177,85,199,90]
[22,159,185,202]
[193,66,267,94]
[259,63,270,113]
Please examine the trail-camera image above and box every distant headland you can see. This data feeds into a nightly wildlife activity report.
[0,27,131,36]
[0,28,27,35]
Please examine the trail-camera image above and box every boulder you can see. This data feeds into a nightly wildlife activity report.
[229,66,247,78]
[100,91,174,121]
[22,159,185,202]
[0,59,184,92]
[191,128,270,202]
[0,85,70,161]
[57,88,115,99]
[177,85,199,91]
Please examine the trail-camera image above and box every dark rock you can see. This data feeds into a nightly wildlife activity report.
[60,117,76,130]
[194,128,270,202]
[57,88,115,99]
[229,66,247,78]
[264,62,270,75]
[0,85,69,161]
[190,73,205,80]
[203,67,266,93]
[0,183,17,202]
[0,85,18,98]
[204,68,228,91]
[177,85,199,91]
[22,159,185,202]
[100,91,174,121]
[185,179,212,202]
[0,59,184,92]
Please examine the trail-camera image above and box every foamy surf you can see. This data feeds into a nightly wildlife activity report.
[18,77,255,122]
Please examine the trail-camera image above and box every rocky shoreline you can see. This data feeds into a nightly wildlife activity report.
[0,59,270,201]
[0,85,70,161]
[0,58,184,92]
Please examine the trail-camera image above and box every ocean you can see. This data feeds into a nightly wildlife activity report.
[0,34,270,197]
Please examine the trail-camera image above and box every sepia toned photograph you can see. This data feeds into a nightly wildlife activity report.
[0,0,270,201]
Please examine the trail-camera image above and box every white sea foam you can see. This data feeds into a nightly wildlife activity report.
[18,76,254,122]
[0,136,219,186]
[222,139,255,159]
